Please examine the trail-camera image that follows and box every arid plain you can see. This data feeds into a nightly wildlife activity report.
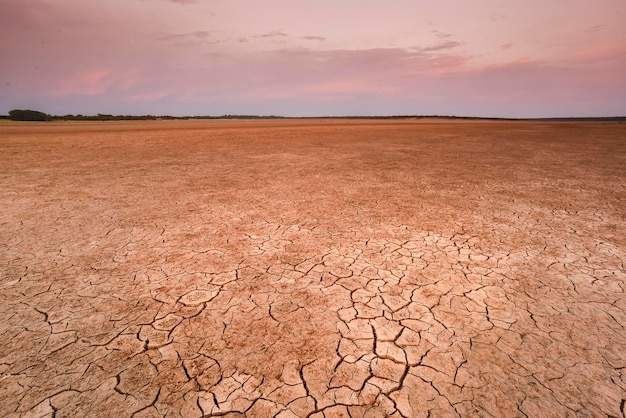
[1,119,625,417]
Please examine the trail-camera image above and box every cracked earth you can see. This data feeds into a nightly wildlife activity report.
[1,119,625,417]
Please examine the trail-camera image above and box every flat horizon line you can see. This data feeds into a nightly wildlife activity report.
[2,112,625,122]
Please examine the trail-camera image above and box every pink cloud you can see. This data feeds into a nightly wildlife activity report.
[178,47,472,103]
[432,31,454,39]
[567,41,626,63]
[253,30,289,39]
[300,35,327,42]
[584,24,604,33]
[193,47,624,117]
[47,68,140,98]
[420,41,461,52]
[77,70,114,96]
[158,31,213,42]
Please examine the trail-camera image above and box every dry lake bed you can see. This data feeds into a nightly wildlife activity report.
[1,119,625,417]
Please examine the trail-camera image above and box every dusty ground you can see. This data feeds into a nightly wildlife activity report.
[0,119,625,417]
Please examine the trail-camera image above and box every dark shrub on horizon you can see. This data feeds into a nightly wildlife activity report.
[8,109,53,121]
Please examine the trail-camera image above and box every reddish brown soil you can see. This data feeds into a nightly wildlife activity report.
[1,119,625,417]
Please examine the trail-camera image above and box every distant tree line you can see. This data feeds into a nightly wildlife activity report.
[4,110,493,122]
[4,109,179,121]
[60,113,166,121]
[3,109,625,122]
[3,109,289,121]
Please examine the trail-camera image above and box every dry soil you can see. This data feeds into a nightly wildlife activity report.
[1,119,625,417]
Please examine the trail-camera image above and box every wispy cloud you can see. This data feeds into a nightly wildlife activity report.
[245,31,326,44]
[253,30,288,39]
[226,46,472,96]
[584,24,604,33]
[161,0,197,4]
[49,68,136,98]
[300,35,326,41]
[157,31,213,42]
[432,30,453,39]
[567,40,626,63]
[420,41,461,53]
[156,30,227,46]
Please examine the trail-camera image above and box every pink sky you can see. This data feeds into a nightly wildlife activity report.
[1,0,625,117]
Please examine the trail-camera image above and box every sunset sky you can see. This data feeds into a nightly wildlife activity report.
[1,0,625,117]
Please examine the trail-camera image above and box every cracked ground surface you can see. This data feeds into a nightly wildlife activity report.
[1,119,625,417]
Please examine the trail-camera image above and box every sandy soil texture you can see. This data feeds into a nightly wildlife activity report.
[1,119,625,417]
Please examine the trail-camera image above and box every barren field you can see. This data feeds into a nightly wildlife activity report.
[1,119,625,417]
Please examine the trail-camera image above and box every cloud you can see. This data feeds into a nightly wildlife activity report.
[436,55,626,114]
[432,30,453,39]
[161,0,197,4]
[244,31,326,44]
[300,35,326,41]
[156,30,226,46]
[205,46,473,103]
[567,41,626,63]
[192,45,625,116]
[157,31,213,42]
[253,30,288,39]
[158,29,322,47]
[420,41,461,53]
[500,43,514,50]
[584,24,604,33]
[48,68,136,98]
